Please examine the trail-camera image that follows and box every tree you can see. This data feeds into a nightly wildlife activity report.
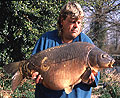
[83,0,120,50]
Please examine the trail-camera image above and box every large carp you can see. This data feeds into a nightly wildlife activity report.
[4,42,115,94]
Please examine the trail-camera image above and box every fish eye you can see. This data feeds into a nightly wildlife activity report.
[101,54,108,58]
[101,54,104,58]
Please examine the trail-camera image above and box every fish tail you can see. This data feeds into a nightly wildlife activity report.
[11,70,23,91]
[3,60,26,91]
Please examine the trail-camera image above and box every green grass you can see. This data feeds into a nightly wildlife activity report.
[0,67,35,98]
[92,69,120,98]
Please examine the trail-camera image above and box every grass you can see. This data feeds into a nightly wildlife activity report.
[92,69,120,98]
[0,67,35,98]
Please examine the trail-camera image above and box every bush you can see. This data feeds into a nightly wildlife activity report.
[92,69,120,98]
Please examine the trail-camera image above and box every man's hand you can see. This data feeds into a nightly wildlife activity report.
[88,71,98,84]
[32,72,43,84]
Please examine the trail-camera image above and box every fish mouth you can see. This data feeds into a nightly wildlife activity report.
[108,59,115,68]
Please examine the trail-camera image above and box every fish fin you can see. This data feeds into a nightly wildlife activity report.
[12,70,23,92]
[64,85,73,94]
[3,61,25,92]
[3,61,25,75]
[81,67,91,83]
[65,78,82,94]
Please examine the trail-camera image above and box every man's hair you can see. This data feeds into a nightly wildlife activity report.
[57,1,84,34]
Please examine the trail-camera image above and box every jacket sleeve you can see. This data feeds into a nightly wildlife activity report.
[32,37,45,55]
[93,72,100,87]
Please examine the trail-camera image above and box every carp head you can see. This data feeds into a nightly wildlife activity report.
[88,47,115,72]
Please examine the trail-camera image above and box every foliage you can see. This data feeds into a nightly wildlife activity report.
[0,0,66,66]
[0,0,67,97]
[0,67,35,97]
[92,69,120,98]
[84,0,120,49]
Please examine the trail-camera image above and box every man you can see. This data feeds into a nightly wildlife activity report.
[32,1,100,98]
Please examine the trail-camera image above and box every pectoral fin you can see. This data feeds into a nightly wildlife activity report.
[81,67,91,83]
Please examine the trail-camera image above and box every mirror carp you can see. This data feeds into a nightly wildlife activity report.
[4,42,115,94]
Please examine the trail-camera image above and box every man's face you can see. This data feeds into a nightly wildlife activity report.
[61,15,83,42]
